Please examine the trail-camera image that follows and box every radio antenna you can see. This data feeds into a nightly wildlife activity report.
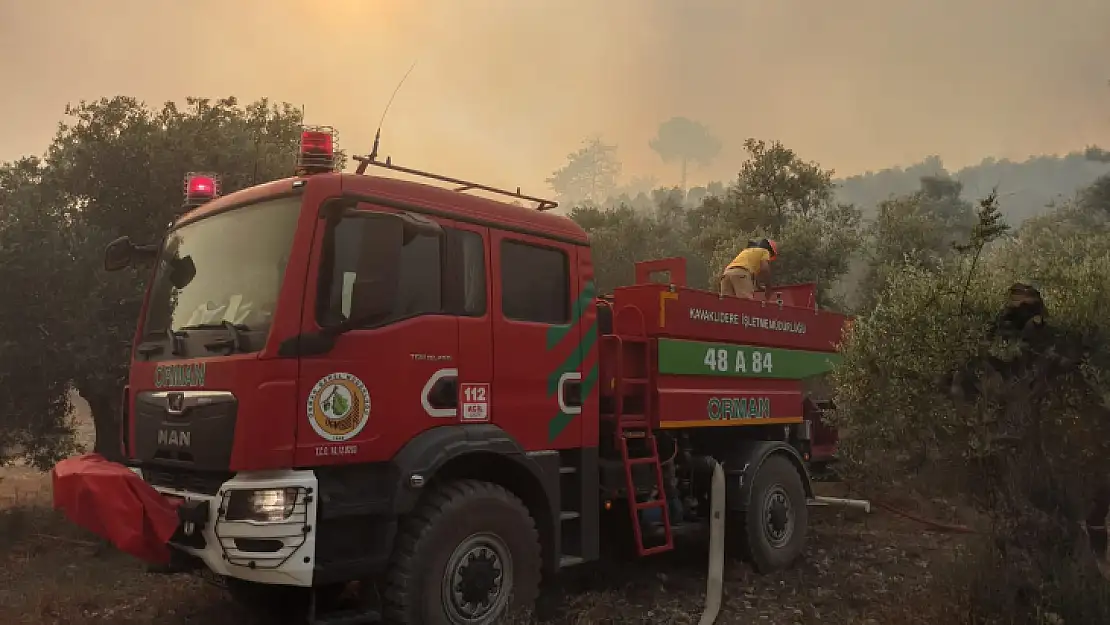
[369,61,417,163]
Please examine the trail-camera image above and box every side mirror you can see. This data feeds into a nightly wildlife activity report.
[104,236,135,272]
[169,255,197,290]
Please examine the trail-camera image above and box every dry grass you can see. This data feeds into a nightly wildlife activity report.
[0,468,971,625]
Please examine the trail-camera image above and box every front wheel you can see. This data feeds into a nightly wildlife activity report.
[741,455,809,572]
[384,479,542,625]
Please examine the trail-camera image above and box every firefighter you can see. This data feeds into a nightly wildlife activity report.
[719,238,777,299]
[989,281,1046,342]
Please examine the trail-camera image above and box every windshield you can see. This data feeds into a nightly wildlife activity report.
[143,196,302,336]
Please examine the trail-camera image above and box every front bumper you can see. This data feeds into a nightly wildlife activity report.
[136,467,319,587]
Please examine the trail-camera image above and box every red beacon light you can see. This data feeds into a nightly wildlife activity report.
[183,172,221,208]
[296,125,338,176]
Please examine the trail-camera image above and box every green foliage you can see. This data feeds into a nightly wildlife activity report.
[571,137,861,305]
[855,176,981,309]
[835,197,1110,480]
[546,136,622,206]
[0,158,82,467]
[953,190,1008,253]
[1082,173,1110,217]
[694,139,862,305]
[832,189,1110,621]
[568,195,704,294]
[0,96,305,468]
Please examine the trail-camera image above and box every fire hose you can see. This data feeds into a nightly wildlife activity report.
[698,460,726,625]
[868,498,977,534]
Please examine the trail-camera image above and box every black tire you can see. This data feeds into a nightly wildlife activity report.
[384,479,542,625]
[740,455,808,573]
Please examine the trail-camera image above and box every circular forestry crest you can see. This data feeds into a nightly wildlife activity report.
[307,372,371,441]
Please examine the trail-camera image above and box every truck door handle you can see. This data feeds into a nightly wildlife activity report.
[557,372,583,415]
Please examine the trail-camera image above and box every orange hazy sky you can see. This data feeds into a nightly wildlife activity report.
[1,0,1108,194]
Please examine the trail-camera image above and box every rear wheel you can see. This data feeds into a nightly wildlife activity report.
[384,479,542,625]
[739,455,808,572]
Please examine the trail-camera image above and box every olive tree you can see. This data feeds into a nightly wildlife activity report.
[831,181,1110,622]
[0,96,306,466]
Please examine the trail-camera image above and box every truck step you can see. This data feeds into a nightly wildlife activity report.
[638,544,673,556]
[559,466,577,474]
[310,608,381,625]
[559,511,580,521]
[601,414,650,425]
[559,555,586,568]
[626,456,657,466]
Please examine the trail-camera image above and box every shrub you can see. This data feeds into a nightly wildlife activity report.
[831,202,1110,622]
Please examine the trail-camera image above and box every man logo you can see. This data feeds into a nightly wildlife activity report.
[167,392,186,414]
[158,429,191,447]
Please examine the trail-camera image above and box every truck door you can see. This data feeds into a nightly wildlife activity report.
[294,203,460,465]
[492,232,580,450]
[443,220,492,425]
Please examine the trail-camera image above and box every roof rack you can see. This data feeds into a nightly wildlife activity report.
[351,153,558,211]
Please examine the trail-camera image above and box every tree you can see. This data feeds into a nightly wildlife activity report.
[546,137,622,206]
[0,158,84,467]
[734,138,837,230]
[569,192,705,295]
[687,138,861,304]
[1083,173,1110,217]
[0,96,305,467]
[857,175,978,307]
[649,117,722,191]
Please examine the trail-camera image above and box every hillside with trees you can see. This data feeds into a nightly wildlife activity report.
[584,142,1110,228]
[0,96,1108,623]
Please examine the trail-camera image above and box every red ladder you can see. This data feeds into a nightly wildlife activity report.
[607,335,674,556]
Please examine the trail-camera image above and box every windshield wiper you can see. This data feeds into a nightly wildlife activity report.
[134,328,186,359]
[180,321,250,354]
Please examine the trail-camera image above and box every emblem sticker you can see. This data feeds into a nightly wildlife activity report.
[307,373,371,442]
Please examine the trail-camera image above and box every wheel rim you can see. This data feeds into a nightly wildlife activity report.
[441,532,514,623]
[762,485,795,548]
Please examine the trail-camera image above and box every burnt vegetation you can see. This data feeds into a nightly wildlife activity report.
[1,96,1110,623]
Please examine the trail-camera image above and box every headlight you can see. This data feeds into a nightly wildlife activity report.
[223,487,301,523]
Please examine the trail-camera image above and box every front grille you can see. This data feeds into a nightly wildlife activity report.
[134,394,237,424]
[131,390,239,470]
[144,467,233,496]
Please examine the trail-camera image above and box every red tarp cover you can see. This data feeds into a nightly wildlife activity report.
[52,454,182,565]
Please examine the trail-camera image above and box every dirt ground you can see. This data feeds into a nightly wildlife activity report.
[0,401,974,624]
[0,459,971,625]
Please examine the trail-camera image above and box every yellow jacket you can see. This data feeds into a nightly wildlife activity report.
[726,247,771,274]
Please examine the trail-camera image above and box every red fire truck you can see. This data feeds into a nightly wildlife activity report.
[53,127,846,624]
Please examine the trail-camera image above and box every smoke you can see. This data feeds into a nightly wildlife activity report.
[1,0,1108,195]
